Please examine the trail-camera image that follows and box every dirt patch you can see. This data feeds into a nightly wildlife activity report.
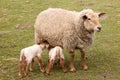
[4,58,18,61]
[97,70,114,80]
[15,23,33,29]
[79,2,96,6]
[0,31,11,35]
[87,2,96,6]
[116,14,120,17]
[117,21,120,25]
[0,44,16,49]
[77,1,96,6]
[105,4,114,8]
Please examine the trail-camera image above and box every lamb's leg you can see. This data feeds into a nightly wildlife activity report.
[36,56,45,73]
[69,52,76,72]
[30,59,34,71]
[23,61,28,76]
[25,66,28,77]
[60,58,67,73]
[18,61,23,78]
[81,51,88,70]
[46,59,53,75]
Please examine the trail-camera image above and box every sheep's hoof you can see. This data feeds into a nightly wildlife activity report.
[70,68,76,72]
[83,65,88,70]
[63,70,67,73]
[63,69,67,73]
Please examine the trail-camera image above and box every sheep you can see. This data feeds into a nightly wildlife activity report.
[46,46,67,75]
[34,8,106,72]
[18,43,46,78]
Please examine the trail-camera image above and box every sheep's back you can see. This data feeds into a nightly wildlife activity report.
[34,8,78,47]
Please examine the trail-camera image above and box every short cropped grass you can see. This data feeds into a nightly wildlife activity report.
[0,0,120,80]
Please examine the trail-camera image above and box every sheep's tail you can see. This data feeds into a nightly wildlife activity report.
[20,49,26,61]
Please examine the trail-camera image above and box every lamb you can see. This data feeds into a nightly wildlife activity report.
[18,43,46,78]
[34,8,106,71]
[46,46,67,75]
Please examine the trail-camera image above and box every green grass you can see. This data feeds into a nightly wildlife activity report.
[0,0,120,80]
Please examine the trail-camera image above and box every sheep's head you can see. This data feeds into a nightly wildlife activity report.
[83,12,106,32]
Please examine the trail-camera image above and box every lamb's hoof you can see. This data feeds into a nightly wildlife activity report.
[63,69,67,73]
[19,76,23,78]
[30,68,33,72]
[45,72,50,75]
[83,65,88,70]
[70,68,76,72]
[41,69,45,73]
[46,73,50,75]
[24,73,28,77]
[18,72,24,78]
[18,74,23,78]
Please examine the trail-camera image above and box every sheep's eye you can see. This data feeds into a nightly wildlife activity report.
[88,18,91,20]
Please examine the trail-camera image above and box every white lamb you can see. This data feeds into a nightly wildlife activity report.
[18,43,46,78]
[46,46,67,75]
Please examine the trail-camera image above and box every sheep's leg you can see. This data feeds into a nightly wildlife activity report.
[46,59,53,75]
[69,52,76,72]
[81,51,88,70]
[30,59,34,71]
[18,61,23,78]
[60,58,67,73]
[36,56,45,73]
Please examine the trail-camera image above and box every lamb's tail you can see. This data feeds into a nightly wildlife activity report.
[56,47,64,60]
[56,48,60,58]
[20,49,26,61]
[54,48,61,65]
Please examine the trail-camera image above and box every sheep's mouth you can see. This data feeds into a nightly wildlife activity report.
[97,29,102,32]
[95,28,102,32]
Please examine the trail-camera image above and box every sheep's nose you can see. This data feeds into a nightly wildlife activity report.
[97,27,101,31]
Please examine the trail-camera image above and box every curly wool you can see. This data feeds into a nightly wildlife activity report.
[34,8,94,52]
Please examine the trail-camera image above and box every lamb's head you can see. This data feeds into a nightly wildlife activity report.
[82,12,106,32]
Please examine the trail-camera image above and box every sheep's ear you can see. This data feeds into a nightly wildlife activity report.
[83,15,87,20]
[98,13,107,19]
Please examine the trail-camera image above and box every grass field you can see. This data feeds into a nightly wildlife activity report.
[0,0,120,80]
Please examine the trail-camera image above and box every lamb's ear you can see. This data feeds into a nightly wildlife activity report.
[98,13,107,19]
[83,15,87,20]
[48,58,50,62]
